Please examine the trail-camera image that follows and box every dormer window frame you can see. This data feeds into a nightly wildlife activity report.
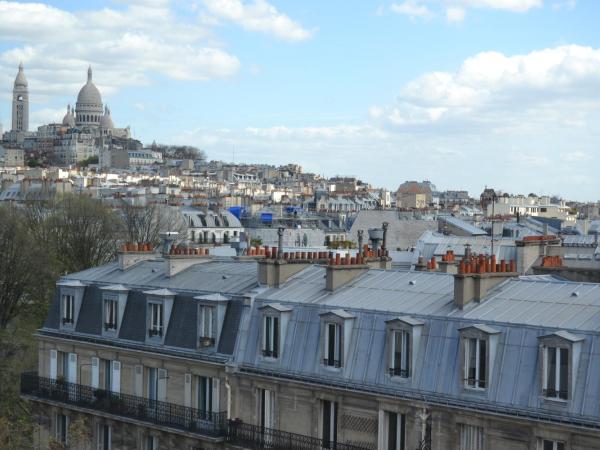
[144,289,176,344]
[103,295,118,332]
[538,331,584,403]
[57,280,86,330]
[458,324,501,393]
[319,309,355,370]
[198,303,216,348]
[385,316,424,381]
[258,303,292,361]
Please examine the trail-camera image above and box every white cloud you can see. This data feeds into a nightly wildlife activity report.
[0,0,240,103]
[446,6,466,21]
[560,150,591,162]
[458,0,542,12]
[390,1,434,19]
[202,0,314,42]
[375,45,600,127]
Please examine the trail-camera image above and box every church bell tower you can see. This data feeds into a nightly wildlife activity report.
[12,62,29,132]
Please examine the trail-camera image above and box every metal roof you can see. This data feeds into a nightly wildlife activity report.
[439,215,487,236]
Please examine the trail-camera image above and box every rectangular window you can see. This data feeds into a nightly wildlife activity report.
[148,367,158,401]
[542,440,565,450]
[55,413,68,444]
[102,359,112,391]
[465,338,487,389]
[322,400,337,449]
[324,323,342,367]
[149,303,163,337]
[199,306,214,345]
[459,424,484,450]
[104,299,118,331]
[259,388,273,429]
[262,316,279,358]
[543,347,569,400]
[386,412,406,450]
[390,330,411,378]
[62,294,75,324]
[197,376,213,414]
[57,351,69,378]
[97,424,111,450]
[146,436,158,450]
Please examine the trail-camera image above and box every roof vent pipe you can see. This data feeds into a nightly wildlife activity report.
[368,228,383,252]
[159,231,179,256]
[382,222,389,251]
[357,230,364,253]
[277,227,284,260]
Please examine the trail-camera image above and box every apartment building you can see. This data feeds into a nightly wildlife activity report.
[21,242,600,450]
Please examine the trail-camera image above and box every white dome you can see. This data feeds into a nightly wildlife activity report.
[62,105,75,127]
[14,62,28,88]
[76,67,102,106]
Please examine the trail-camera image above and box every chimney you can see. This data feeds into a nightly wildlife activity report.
[326,257,369,292]
[357,230,364,252]
[118,242,156,270]
[160,231,179,256]
[368,227,383,252]
[164,245,211,277]
[277,226,284,261]
[453,256,518,309]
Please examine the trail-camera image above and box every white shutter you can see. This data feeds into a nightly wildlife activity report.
[184,373,192,407]
[157,368,167,401]
[134,365,143,397]
[111,361,121,393]
[50,350,57,380]
[68,353,77,383]
[91,357,99,389]
[264,389,272,428]
[211,378,220,413]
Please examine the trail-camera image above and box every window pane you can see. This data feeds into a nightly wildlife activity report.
[273,317,279,356]
[322,400,331,447]
[388,412,397,450]
[547,347,557,395]
[543,440,554,450]
[556,442,565,450]
[468,338,477,386]
[559,348,569,399]
[403,332,410,373]
[478,339,486,388]
[394,332,402,370]
[328,324,336,362]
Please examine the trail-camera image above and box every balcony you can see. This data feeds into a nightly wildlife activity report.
[21,373,226,438]
[227,420,371,450]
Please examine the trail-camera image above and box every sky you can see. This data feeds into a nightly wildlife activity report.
[0,0,599,201]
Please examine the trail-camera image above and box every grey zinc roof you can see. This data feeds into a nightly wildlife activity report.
[63,259,258,295]
[439,215,487,236]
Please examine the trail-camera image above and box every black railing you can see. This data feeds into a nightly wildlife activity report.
[198,337,216,348]
[104,322,117,331]
[543,388,568,400]
[262,349,278,358]
[227,420,371,450]
[464,378,486,389]
[388,367,409,378]
[148,328,163,337]
[20,373,226,437]
[62,317,74,325]
[323,358,341,368]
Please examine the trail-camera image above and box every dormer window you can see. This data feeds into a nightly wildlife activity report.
[263,315,279,358]
[465,338,487,389]
[198,305,215,347]
[149,303,164,337]
[320,309,355,369]
[104,299,118,331]
[324,322,342,367]
[390,330,410,378]
[386,316,424,380]
[539,331,584,402]
[542,346,569,400]
[259,303,292,360]
[62,294,75,325]
[459,324,500,392]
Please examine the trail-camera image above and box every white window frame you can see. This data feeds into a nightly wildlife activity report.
[146,435,158,450]
[262,315,279,358]
[97,423,111,450]
[464,337,487,390]
[104,298,118,331]
[322,399,337,448]
[259,388,273,429]
[55,413,69,445]
[390,330,411,378]
[539,439,565,450]
[542,346,569,401]
[323,322,342,368]
[385,411,406,450]
[149,302,164,337]
[62,294,75,325]
[199,305,214,340]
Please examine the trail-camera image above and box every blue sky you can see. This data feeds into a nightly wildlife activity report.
[1,0,599,200]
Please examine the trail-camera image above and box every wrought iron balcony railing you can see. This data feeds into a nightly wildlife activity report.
[226,419,371,450]
[20,372,226,437]
[388,367,410,378]
[542,388,568,400]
